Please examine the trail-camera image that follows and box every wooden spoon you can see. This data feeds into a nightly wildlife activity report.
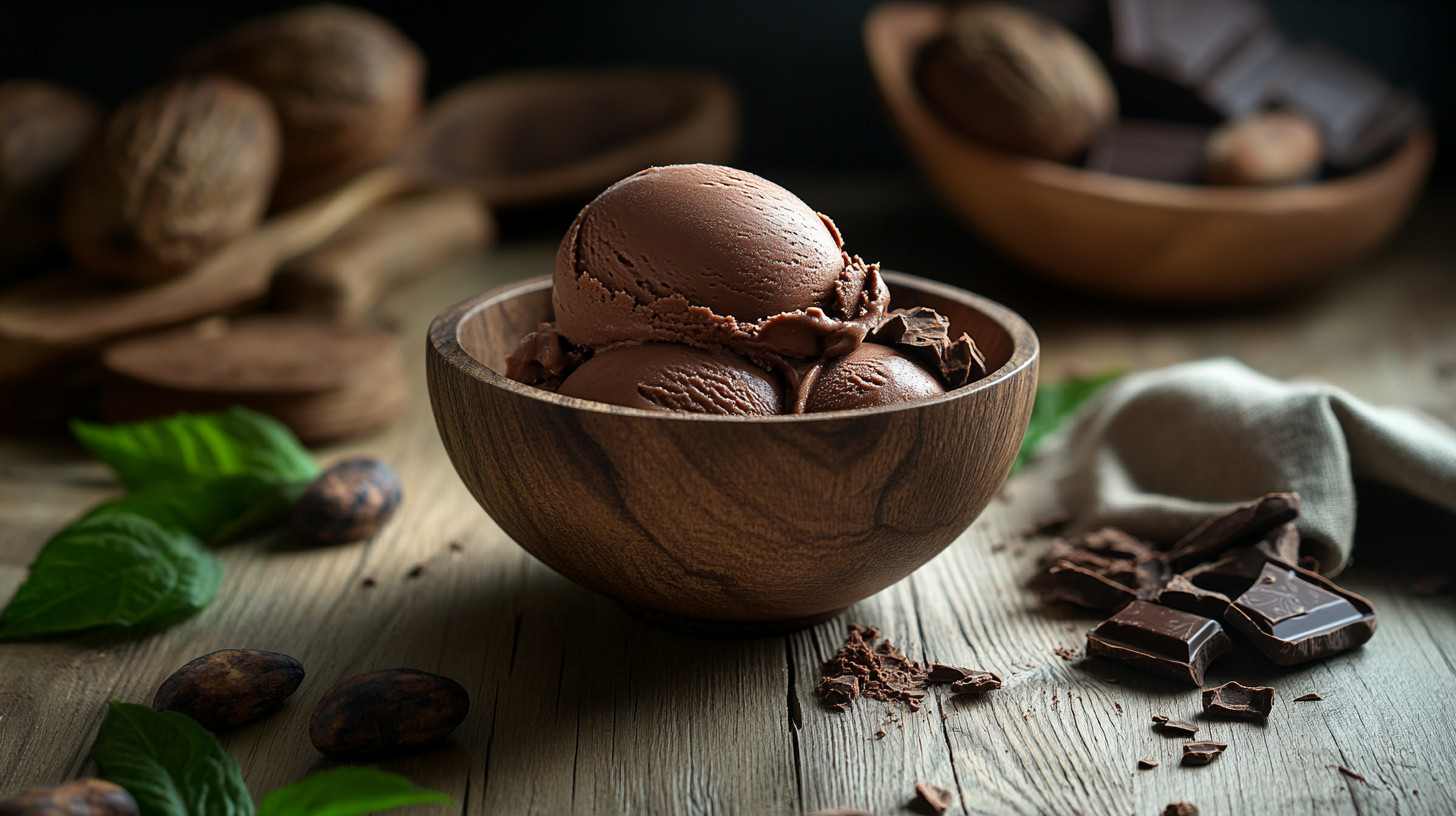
[0,165,422,382]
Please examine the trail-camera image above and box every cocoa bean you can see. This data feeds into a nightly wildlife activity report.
[293,457,402,543]
[309,667,469,758]
[152,648,304,730]
[0,779,137,816]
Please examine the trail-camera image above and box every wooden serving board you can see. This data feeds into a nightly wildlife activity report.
[2,197,1455,815]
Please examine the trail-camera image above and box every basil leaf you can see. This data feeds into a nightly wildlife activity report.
[1012,371,1122,473]
[93,701,254,816]
[258,767,453,816]
[85,475,304,545]
[71,407,318,490]
[0,514,222,639]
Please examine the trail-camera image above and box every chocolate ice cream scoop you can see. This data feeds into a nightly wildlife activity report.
[803,342,944,413]
[552,164,889,374]
[558,343,781,416]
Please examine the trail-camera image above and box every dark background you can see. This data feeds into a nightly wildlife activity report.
[2,0,1451,185]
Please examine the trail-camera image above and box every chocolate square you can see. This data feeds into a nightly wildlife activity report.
[1086,600,1232,685]
[1225,563,1377,665]
[1085,121,1211,183]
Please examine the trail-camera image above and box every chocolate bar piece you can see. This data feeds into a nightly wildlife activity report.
[1225,563,1377,665]
[1110,0,1269,86]
[1151,714,1199,735]
[1154,574,1231,620]
[1182,545,1277,598]
[869,307,986,388]
[1181,740,1227,766]
[1085,121,1210,183]
[949,671,1003,695]
[1086,601,1232,685]
[1201,680,1274,722]
[1165,492,1300,572]
[1044,561,1138,611]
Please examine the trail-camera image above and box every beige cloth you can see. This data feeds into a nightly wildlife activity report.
[1041,358,1456,575]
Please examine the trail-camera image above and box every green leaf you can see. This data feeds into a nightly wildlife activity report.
[84,475,305,545]
[1012,370,1122,473]
[93,701,254,816]
[0,514,222,639]
[258,767,453,816]
[71,407,318,491]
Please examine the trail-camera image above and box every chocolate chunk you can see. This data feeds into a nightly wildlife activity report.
[1225,563,1377,665]
[1043,561,1138,611]
[503,322,587,390]
[1293,692,1323,702]
[1201,681,1274,722]
[1263,523,1301,564]
[1152,714,1199,736]
[1086,601,1232,686]
[1138,757,1160,769]
[1181,740,1228,766]
[868,307,986,388]
[1182,546,1276,598]
[1086,121,1210,183]
[1135,556,1172,600]
[818,625,930,710]
[1163,803,1200,816]
[940,332,987,388]
[1165,493,1300,573]
[817,676,860,708]
[949,671,1003,695]
[912,782,953,814]
[1154,575,1231,620]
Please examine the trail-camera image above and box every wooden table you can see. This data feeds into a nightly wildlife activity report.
[2,180,1454,816]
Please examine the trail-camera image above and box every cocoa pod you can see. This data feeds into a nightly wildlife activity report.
[179,5,424,209]
[0,779,137,816]
[0,82,101,279]
[293,457,402,543]
[310,668,469,758]
[152,648,305,730]
[918,2,1115,161]
[61,76,280,285]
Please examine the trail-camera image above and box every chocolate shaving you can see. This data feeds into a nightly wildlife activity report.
[1138,757,1160,769]
[912,782,953,814]
[816,676,859,709]
[1165,492,1301,572]
[868,307,987,389]
[1225,563,1377,665]
[503,322,588,390]
[1201,681,1274,722]
[1181,740,1228,766]
[819,625,932,710]
[1152,714,1199,735]
[1293,692,1323,702]
[926,663,972,684]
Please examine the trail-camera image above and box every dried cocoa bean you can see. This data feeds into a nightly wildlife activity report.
[152,648,304,730]
[309,667,469,758]
[293,457,402,543]
[0,779,137,816]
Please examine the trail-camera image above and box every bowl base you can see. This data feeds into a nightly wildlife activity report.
[617,602,849,639]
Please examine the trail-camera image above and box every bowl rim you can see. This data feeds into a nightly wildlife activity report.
[427,270,1039,423]
[864,0,1435,215]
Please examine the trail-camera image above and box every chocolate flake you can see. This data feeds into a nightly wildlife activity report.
[926,663,972,684]
[913,782,953,815]
[1181,740,1228,766]
[1163,804,1200,816]
[818,625,927,711]
[1201,681,1274,722]
[1152,714,1199,736]
[1165,492,1300,573]
[817,676,859,708]
[1293,692,1323,702]
[1138,757,1160,769]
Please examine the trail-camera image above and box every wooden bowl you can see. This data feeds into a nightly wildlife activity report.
[865,2,1435,305]
[427,272,1038,633]
[397,69,739,209]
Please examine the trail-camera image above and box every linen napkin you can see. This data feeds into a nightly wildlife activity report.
[1040,358,1456,574]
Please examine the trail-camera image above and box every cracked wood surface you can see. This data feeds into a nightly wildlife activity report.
[2,191,1455,815]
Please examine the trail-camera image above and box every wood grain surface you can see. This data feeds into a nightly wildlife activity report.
[2,196,1455,816]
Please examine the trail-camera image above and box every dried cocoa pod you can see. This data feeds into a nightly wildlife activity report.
[293,457,403,543]
[918,2,1116,161]
[0,82,101,278]
[152,648,305,730]
[310,667,470,758]
[179,5,424,209]
[0,779,137,816]
[61,76,280,285]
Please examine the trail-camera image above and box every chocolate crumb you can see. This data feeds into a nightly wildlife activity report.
[873,728,887,739]
[1338,766,1366,783]
[817,625,929,711]
[912,782,953,814]
[1053,645,1080,662]
[1411,575,1450,596]
[817,676,860,708]
[1114,702,1123,716]
[1138,757,1160,769]
[1163,804,1199,816]
[1293,692,1323,702]
[1202,681,1274,722]
[990,541,1008,553]
[361,577,377,588]
[407,564,426,578]
[1152,714,1199,736]
[1181,740,1227,766]
[449,540,464,552]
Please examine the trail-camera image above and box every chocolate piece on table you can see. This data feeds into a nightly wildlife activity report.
[1165,492,1300,573]
[1154,574,1231,620]
[1225,563,1377,665]
[1164,804,1199,816]
[1201,680,1274,722]
[1085,121,1210,183]
[1182,545,1278,598]
[1181,740,1228,766]
[1044,561,1137,611]
[817,676,859,709]
[1135,556,1172,600]
[1293,692,1323,702]
[1068,527,1156,561]
[950,671,1003,695]
[1138,757,1160,769]
[1151,714,1199,736]
[913,782,953,815]
[1086,601,1232,686]
[926,663,980,684]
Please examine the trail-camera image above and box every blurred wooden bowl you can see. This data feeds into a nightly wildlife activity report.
[427,272,1038,634]
[865,2,1435,305]
[398,69,739,209]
